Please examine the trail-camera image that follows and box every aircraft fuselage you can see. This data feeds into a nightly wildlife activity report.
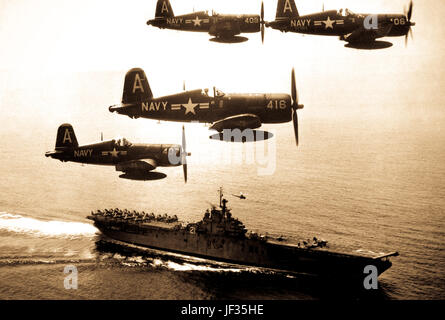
[110,89,292,125]
[269,10,412,38]
[47,141,180,167]
[148,11,260,37]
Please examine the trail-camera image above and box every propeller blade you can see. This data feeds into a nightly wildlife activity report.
[405,1,414,47]
[260,2,265,44]
[407,0,413,21]
[291,68,297,107]
[291,68,301,147]
[182,162,188,183]
[261,24,264,43]
[405,26,413,47]
[261,2,264,22]
[181,125,188,183]
[182,125,186,153]
[293,109,299,146]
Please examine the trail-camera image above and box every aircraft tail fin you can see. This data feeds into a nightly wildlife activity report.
[122,68,153,104]
[276,0,299,19]
[55,123,78,150]
[155,0,174,19]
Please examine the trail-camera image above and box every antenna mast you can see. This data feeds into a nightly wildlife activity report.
[218,187,223,207]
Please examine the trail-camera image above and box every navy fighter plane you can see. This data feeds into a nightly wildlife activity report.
[147,0,266,42]
[267,0,415,47]
[109,68,304,146]
[45,124,190,182]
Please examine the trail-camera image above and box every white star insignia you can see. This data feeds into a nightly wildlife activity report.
[192,16,202,26]
[183,98,198,115]
[110,148,119,158]
[323,16,335,29]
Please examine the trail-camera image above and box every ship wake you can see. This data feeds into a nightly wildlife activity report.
[0,212,97,239]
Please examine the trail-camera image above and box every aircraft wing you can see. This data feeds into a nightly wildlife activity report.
[209,114,262,132]
[343,22,393,43]
[209,19,241,37]
[115,159,157,173]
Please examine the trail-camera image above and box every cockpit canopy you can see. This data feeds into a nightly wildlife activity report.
[114,138,132,147]
[208,10,218,17]
[201,88,225,97]
[215,88,225,97]
[338,8,355,17]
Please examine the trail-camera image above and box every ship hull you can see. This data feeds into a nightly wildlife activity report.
[94,222,392,278]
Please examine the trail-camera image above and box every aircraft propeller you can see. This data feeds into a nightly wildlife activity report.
[291,68,304,146]
[404,1,415,47]
[260,1,265,43]
[181,125,191,183]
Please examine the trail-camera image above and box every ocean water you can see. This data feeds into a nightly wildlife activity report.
[0,0,444,300]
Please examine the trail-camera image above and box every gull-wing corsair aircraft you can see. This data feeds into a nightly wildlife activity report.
[147,0,266,42]
[45,124,190,182]
[267,0,415,47]
[109,68,304,146]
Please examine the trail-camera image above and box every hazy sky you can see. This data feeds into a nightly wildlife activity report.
[1,0,444,132]
[0,0,444,73]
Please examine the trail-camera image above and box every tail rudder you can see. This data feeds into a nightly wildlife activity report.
[276,0,299,20]
[122,68,153,104]
[55,124,78,150]
[155,0,174,19]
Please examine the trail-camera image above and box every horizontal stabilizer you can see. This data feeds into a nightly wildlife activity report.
[45,150,64,158]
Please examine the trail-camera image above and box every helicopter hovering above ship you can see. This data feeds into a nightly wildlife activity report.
[232,192,247,200]
[266,0,415,48]
[109,68,304,146]
[147,0,266,43]
[45,124,190,182]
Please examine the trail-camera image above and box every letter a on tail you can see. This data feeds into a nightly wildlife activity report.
[276,0,299,19]
[155,0,174,18]
[55,124,78,150]
[122,68,153,104]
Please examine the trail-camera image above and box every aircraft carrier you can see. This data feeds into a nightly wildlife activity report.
[87,190,398,278]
